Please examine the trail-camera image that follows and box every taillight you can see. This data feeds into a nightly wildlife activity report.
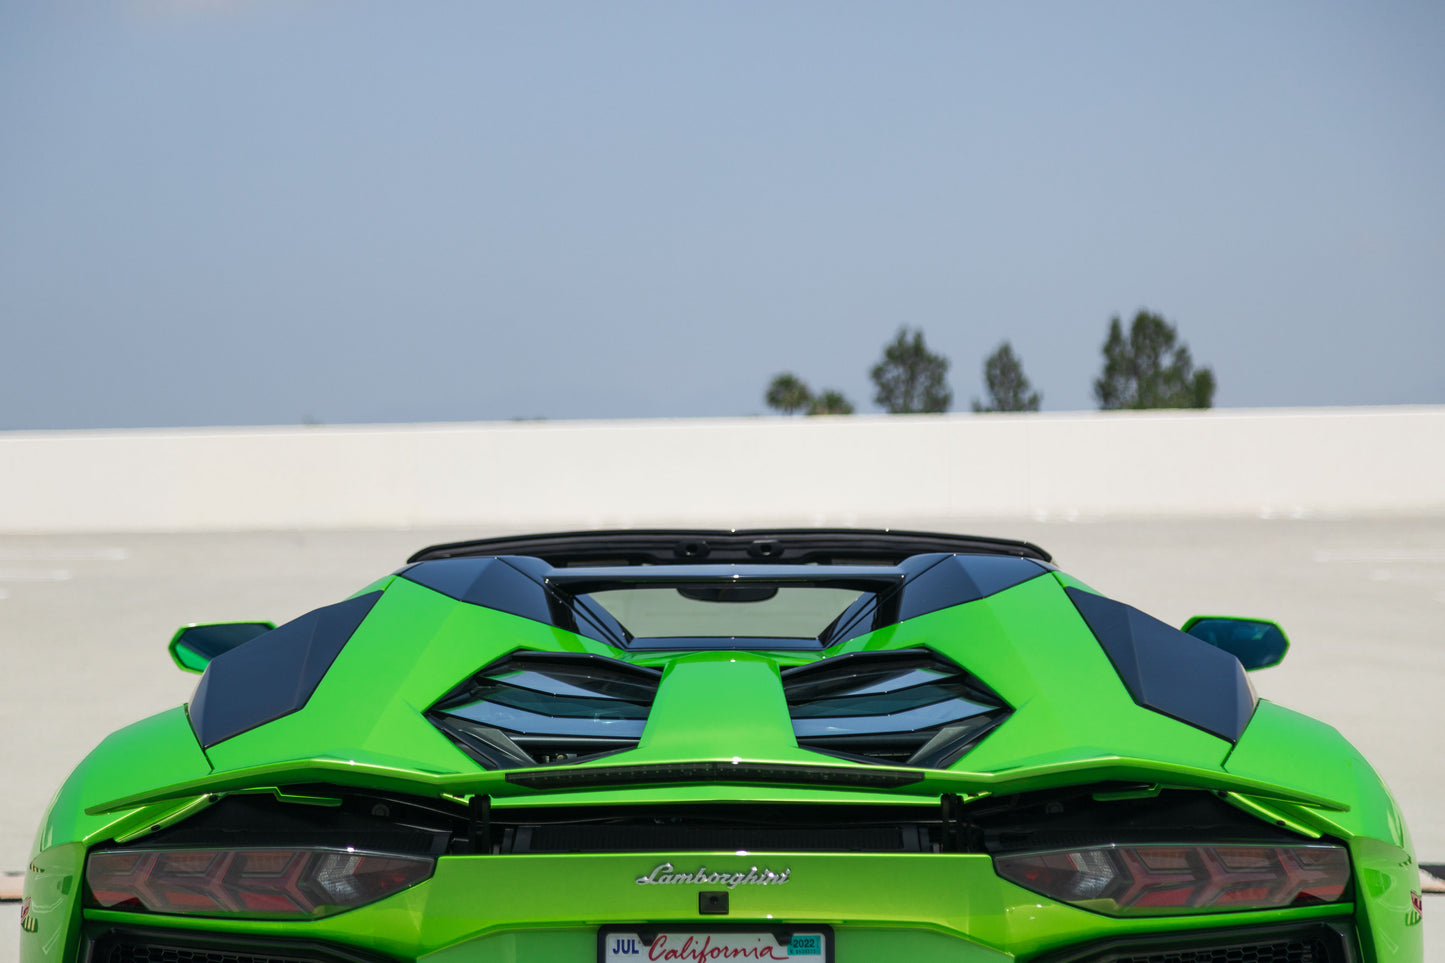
[994,843,1350,916]
[86,848,433,919]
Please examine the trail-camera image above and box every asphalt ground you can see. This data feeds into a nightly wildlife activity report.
[2,518,1442,960]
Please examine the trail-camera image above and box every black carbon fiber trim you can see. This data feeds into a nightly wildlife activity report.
[1066,587,1256,743]
[505,761,925,790]
[189,592,382,748]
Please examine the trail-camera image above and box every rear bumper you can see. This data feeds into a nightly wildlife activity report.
[74,852,1361,962]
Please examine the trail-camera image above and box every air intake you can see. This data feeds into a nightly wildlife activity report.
[429,652,661,768]
[781,649,1010,767]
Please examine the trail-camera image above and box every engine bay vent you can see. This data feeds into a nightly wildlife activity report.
[781,648,1011,768]
[429,652,662,768]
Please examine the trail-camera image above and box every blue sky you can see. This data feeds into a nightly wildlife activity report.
[2,1,1442,428]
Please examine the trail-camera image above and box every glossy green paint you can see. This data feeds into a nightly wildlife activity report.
[134,574,1318,812]
[90,747,1352,819]
[85,575,1354,818]
[903,578,1234,773]
[1350,835,1425,963]
[25,709,213,963]
[20,842,84,963]
[168,622,275,673]
[205,577,613,777]
[1049,570,1101,595]
[349,574,399,597]
[1219,792,1323,840]
[1225,701,1406,846]
[28,562,1417,963]
[629,653,820,763]
[33,708,212,857]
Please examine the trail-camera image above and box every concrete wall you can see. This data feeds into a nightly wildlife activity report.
[2,406,1442,533]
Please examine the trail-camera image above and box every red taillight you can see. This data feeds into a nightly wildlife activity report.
[86,848,433,919]
[994,843,1350,916]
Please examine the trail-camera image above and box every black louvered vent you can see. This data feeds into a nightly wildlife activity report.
[781,649,1011,767]
[428,652,661,768]
[87,930,390,963]
[515,823,922,854]
[98,944,328,963]
[1038,923,1353,963]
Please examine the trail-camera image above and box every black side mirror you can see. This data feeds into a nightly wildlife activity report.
[1181,616,1289,670]
[169,621,276,673]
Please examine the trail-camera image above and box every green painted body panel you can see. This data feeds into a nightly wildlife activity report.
[86,576,1347,817]
[24,709,213,963]
[1224,701,1422,962]
[25,554,1418,963]
[630,654,811,762]
[1350,836,1425,963]
[1225,701,1407,847]
[205,579,605,778]
[20,843,84,963]
[33,708,212,858]
[859,577,1236,777]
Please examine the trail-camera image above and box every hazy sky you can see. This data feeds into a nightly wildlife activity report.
[2,2,1442,429]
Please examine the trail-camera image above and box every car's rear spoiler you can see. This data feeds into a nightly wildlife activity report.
[89,753,1345,816]
[407,528,1052,565]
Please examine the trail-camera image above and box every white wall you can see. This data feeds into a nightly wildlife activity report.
[2,407,1442,532]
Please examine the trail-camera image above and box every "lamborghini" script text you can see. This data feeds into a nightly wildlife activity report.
[634,863,792,888]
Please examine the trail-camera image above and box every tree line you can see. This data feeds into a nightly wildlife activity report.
[765,310,1216,415]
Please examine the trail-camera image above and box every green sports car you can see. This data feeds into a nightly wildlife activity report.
[21,529,1422,963]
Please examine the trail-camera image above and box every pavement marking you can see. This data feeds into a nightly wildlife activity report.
[1313,549,1445,564]
[0,570,72,582]
[0,547,129,593]
[0,547,128,562]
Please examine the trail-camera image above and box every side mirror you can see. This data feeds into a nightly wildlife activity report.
[1181,616,1289,670]
[169,621,276,673]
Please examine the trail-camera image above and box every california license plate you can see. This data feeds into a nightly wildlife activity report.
[600,926,831,962]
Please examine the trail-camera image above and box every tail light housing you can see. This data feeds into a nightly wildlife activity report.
[86,847,433,919]
[994,843,1351,916]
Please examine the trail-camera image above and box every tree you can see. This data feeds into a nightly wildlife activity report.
[870,326,952,413]
[807,390,855,415]
[971,341,1041,413]
[765,372,855,416]
[765,372,813,414]
[1093,311,1216,410]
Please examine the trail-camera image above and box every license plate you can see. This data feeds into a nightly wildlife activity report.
[600,926,831,962]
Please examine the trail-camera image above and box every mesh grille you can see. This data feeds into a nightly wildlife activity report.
[94,941,348,963]
[1054,925,1355,963]
[1108,939,1328,963]
[87,932,387,963]
[101,946,317,963]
